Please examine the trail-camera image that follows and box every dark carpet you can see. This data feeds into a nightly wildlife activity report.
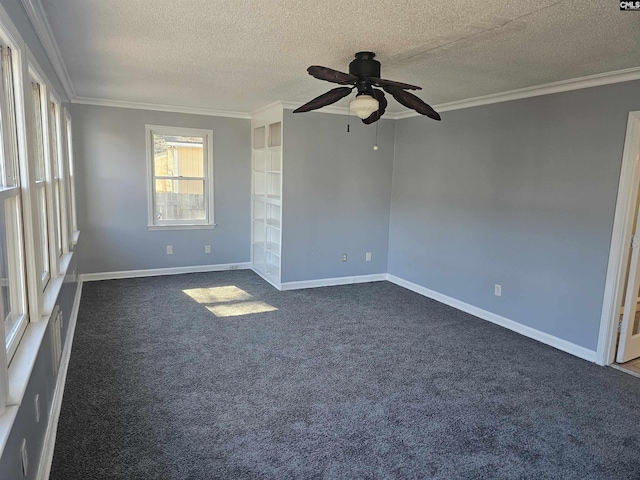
[50,270,640,479]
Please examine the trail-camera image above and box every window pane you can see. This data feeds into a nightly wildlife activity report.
[54,179,62,254]
[32,84,45,181]
[1,46,19,189]
[37,185,49,283]
[49,103,62,256]
[154,179,205,221]
[153,134,204,178]
[0,200,10,332]
[1,196,21,341]
[66,116,77,233]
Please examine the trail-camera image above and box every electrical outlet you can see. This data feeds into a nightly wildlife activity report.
[166,245,173,255]
[34,394,40,423]
[229,265,239,270]
[20,439,28,477]
[342,253,348,262]
[205,245,211,254]
[494,284,502,297]
[365,252,372,262]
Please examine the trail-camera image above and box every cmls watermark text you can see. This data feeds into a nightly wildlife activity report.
[620,1,640,10]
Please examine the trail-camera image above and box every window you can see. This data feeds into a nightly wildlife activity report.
[64,111,77,238]
[0,46,27,359]
[146,125,214,228]
[48,99,63,256]
[30,81,49,288]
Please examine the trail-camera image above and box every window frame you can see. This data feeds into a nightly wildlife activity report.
[145,125,214,230]
[0,44,28,362]
[48,96,68,256]
[63,109,77,242]
[28,72,52,289]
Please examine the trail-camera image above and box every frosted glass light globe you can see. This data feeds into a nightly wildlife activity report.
[350,95,379,119]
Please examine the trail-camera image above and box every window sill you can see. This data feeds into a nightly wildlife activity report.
[0,250,75,451]
[43,253,73,316]
[148,224,217,231]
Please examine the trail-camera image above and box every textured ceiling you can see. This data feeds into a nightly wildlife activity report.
[41,0,640,114]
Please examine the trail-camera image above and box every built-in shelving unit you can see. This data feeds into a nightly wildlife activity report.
[251,107,282,287]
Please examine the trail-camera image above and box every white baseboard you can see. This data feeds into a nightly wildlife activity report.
[37,280,83,480]
[386,274,598,363]
[79,262,252,282]
[280,273,387,291]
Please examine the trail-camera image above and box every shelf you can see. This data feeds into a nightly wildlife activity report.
[266,242,280,255]
[266,218,280,229]
[253,149,266,172]
[268,122,281,148]
[265,265,280,278]
[254,126,266,149]
[252,243,265,266]
[266,250,280,268]
[253,117,282,284]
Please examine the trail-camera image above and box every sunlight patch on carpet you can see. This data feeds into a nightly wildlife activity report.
[206,301,277,317]
[183,286,253,303]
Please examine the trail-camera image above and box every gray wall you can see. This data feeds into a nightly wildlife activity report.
[389,79,640,351]
[281,110,394,283]
[71,104,251,274]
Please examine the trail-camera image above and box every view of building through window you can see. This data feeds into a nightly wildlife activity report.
[152,133,206,222]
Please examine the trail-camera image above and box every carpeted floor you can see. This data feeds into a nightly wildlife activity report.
[50,271,640,479]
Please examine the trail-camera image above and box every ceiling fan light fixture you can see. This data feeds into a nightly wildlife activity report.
[350,94,379,119]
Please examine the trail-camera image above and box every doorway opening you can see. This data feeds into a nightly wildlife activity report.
[598,111,640,367]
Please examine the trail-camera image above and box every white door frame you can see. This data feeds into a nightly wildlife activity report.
[597,111,640,365]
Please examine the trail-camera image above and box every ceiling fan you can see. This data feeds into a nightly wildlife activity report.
[293,51,441,124]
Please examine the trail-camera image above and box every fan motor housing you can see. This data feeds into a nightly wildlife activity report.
[349,52,381,79]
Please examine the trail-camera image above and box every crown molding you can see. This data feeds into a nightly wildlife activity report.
[274,66,640,121]
[72,96,251,119]
[392,65,640,120]
[280,100,351,116]
[20,0,74,102]
[70,66,640,121]
[250,100,285,118]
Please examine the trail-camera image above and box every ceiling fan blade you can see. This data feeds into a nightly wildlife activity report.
[383,87,441,121]
[362,89,388,124]
[366,77,421,91]
[308,66,358,85]
[293,87,354,113]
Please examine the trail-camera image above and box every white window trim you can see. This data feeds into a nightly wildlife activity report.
[25,48,73,320]
[63,108,78,242]
[0,4,26,418]
[0,45,28,363]
[12,47,42,329]
[145,125,214,229]
[29,79,50,291]
[49,96,69,256]
[28,63,61,282]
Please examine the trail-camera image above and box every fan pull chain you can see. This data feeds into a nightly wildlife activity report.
[346,87,359,133]
[373,121,379,150]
